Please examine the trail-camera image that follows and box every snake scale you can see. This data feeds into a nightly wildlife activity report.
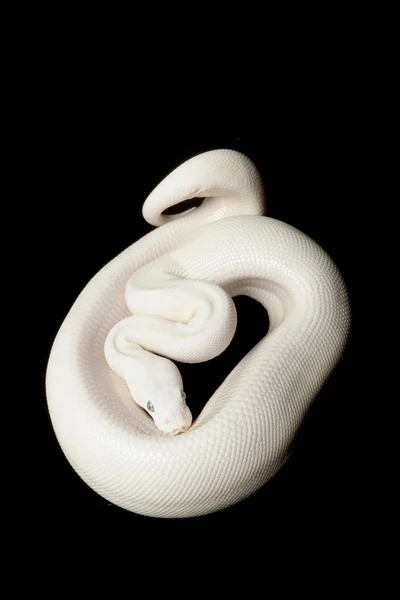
[46,150,350,518]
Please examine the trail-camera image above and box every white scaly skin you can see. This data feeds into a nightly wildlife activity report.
[46,150,350,518]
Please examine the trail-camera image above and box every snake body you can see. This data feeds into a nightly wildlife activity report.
[46,150,350,518]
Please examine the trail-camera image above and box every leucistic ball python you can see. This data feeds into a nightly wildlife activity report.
[46,150,350,518]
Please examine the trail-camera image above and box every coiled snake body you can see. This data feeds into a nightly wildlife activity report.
[46,150,350,518]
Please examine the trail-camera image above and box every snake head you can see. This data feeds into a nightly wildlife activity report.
[148,388,192,435]
[126,353,192,435]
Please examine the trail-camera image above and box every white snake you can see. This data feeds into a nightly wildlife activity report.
[46,149,350,518]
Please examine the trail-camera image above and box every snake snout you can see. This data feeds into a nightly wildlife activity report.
[160,420,190,436]
[166,425,190,436]
[159,406,192,436]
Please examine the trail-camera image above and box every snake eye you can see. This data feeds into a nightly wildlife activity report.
[147,401,155,413]
[181,390,186,400]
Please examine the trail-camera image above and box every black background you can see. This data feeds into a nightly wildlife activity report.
[32,98,359,543]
